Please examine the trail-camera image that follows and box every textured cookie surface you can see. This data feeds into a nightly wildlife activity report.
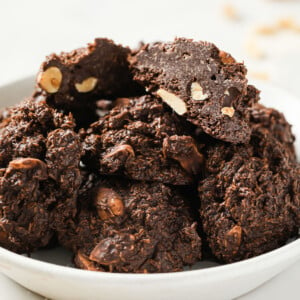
[131,38,259,143]
[199,112,299,263]
[59,175,202,273]
[83,95,204,185]
[0,97,82,253]
[249,103,296,161]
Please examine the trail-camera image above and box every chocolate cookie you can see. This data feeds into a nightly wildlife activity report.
[199,124,299,263]
[83,95,204,185]
[59,175,202,273]
[249,103,296,161]
[37,38,144,127]
[0,98,82,253]
[131,38,259,143]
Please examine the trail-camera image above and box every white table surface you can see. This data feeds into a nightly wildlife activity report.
[0,0,299,299]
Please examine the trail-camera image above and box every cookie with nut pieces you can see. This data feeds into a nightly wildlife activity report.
[198,106,299,263]
[58,174,202,273]
[82,95,204,185]
[0,97,82,253]
[37,38,144,126]
[0,35,299,272]
[131,38,259,144]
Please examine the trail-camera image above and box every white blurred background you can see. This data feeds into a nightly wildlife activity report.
[0,0,300,96]
[0,0,299,299]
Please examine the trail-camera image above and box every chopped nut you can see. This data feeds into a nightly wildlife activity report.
[190,82,208,101]
[75,77,98,93]
[224,225,242,253]
[105,144,135,159]
[74,251,103,271]
[219,51,236,64]
[163,136,204,175]
[37,67,62,93]
[7,158,48,183]
[90,234,135,265]
[94,187,125,220]
[221,106,235,118]
[89,240,117,265]
[156,89,187,115]
[101,145,135,173]
[9,158,47,171]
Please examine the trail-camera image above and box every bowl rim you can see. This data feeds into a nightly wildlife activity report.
[1,238,300,282]
[0,76,299,283]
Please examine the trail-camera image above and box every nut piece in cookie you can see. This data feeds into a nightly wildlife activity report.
[131,38,260,143]
[37,67,62,93]
[162,135,203,175]
[0,97,82,253]
[83,95,204,185]
[94,187,125,220]
[59,176,202,273]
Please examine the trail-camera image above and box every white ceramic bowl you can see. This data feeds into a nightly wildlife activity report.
[0,77,299,300]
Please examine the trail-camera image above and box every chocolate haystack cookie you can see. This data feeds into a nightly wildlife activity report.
[37,38,144,126]
[199,116,299,263]
[0,97,82,253]
[131,38,259,144]
[249,103,296,161]
[59,175,201,273]
[0,36,298,273]
[83,95,204,185]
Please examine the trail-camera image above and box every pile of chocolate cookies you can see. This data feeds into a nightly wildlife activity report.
[0,38,299,273]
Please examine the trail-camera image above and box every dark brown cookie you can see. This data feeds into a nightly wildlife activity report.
[82,95,204,185]
[199,121,299,263]
[249,103,296,161]
[36,38,144,127]
[0,97,82,253]
[131,38,259,143]
[59,175,202,273]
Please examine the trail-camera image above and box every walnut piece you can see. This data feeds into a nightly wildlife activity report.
[75,77,98,93]
[8,157,47,171]
[221,106,235,118]
[224,225,242,255]
[105,144,135,159]
[89,234,136,265]
[190,82,208,101]
[37,67,62,93]
[94,187,125,220]
[74,251,103,271]
[156,89,187,115]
